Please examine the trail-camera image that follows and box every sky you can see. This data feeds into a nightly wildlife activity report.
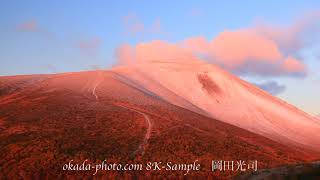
[0,0,319,115]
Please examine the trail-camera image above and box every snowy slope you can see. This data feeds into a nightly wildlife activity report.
[111,61,320,151]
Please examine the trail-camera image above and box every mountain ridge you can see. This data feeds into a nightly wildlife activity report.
[111,62,320,152]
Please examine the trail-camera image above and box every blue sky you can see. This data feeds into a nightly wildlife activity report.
[0,0,319,115]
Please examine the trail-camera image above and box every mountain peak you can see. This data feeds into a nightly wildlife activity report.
[112,61,320,151]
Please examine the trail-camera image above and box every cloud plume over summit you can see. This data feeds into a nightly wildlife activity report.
[116,11,320,77]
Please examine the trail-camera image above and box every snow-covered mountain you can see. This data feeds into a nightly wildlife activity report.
[112,61,320,151]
